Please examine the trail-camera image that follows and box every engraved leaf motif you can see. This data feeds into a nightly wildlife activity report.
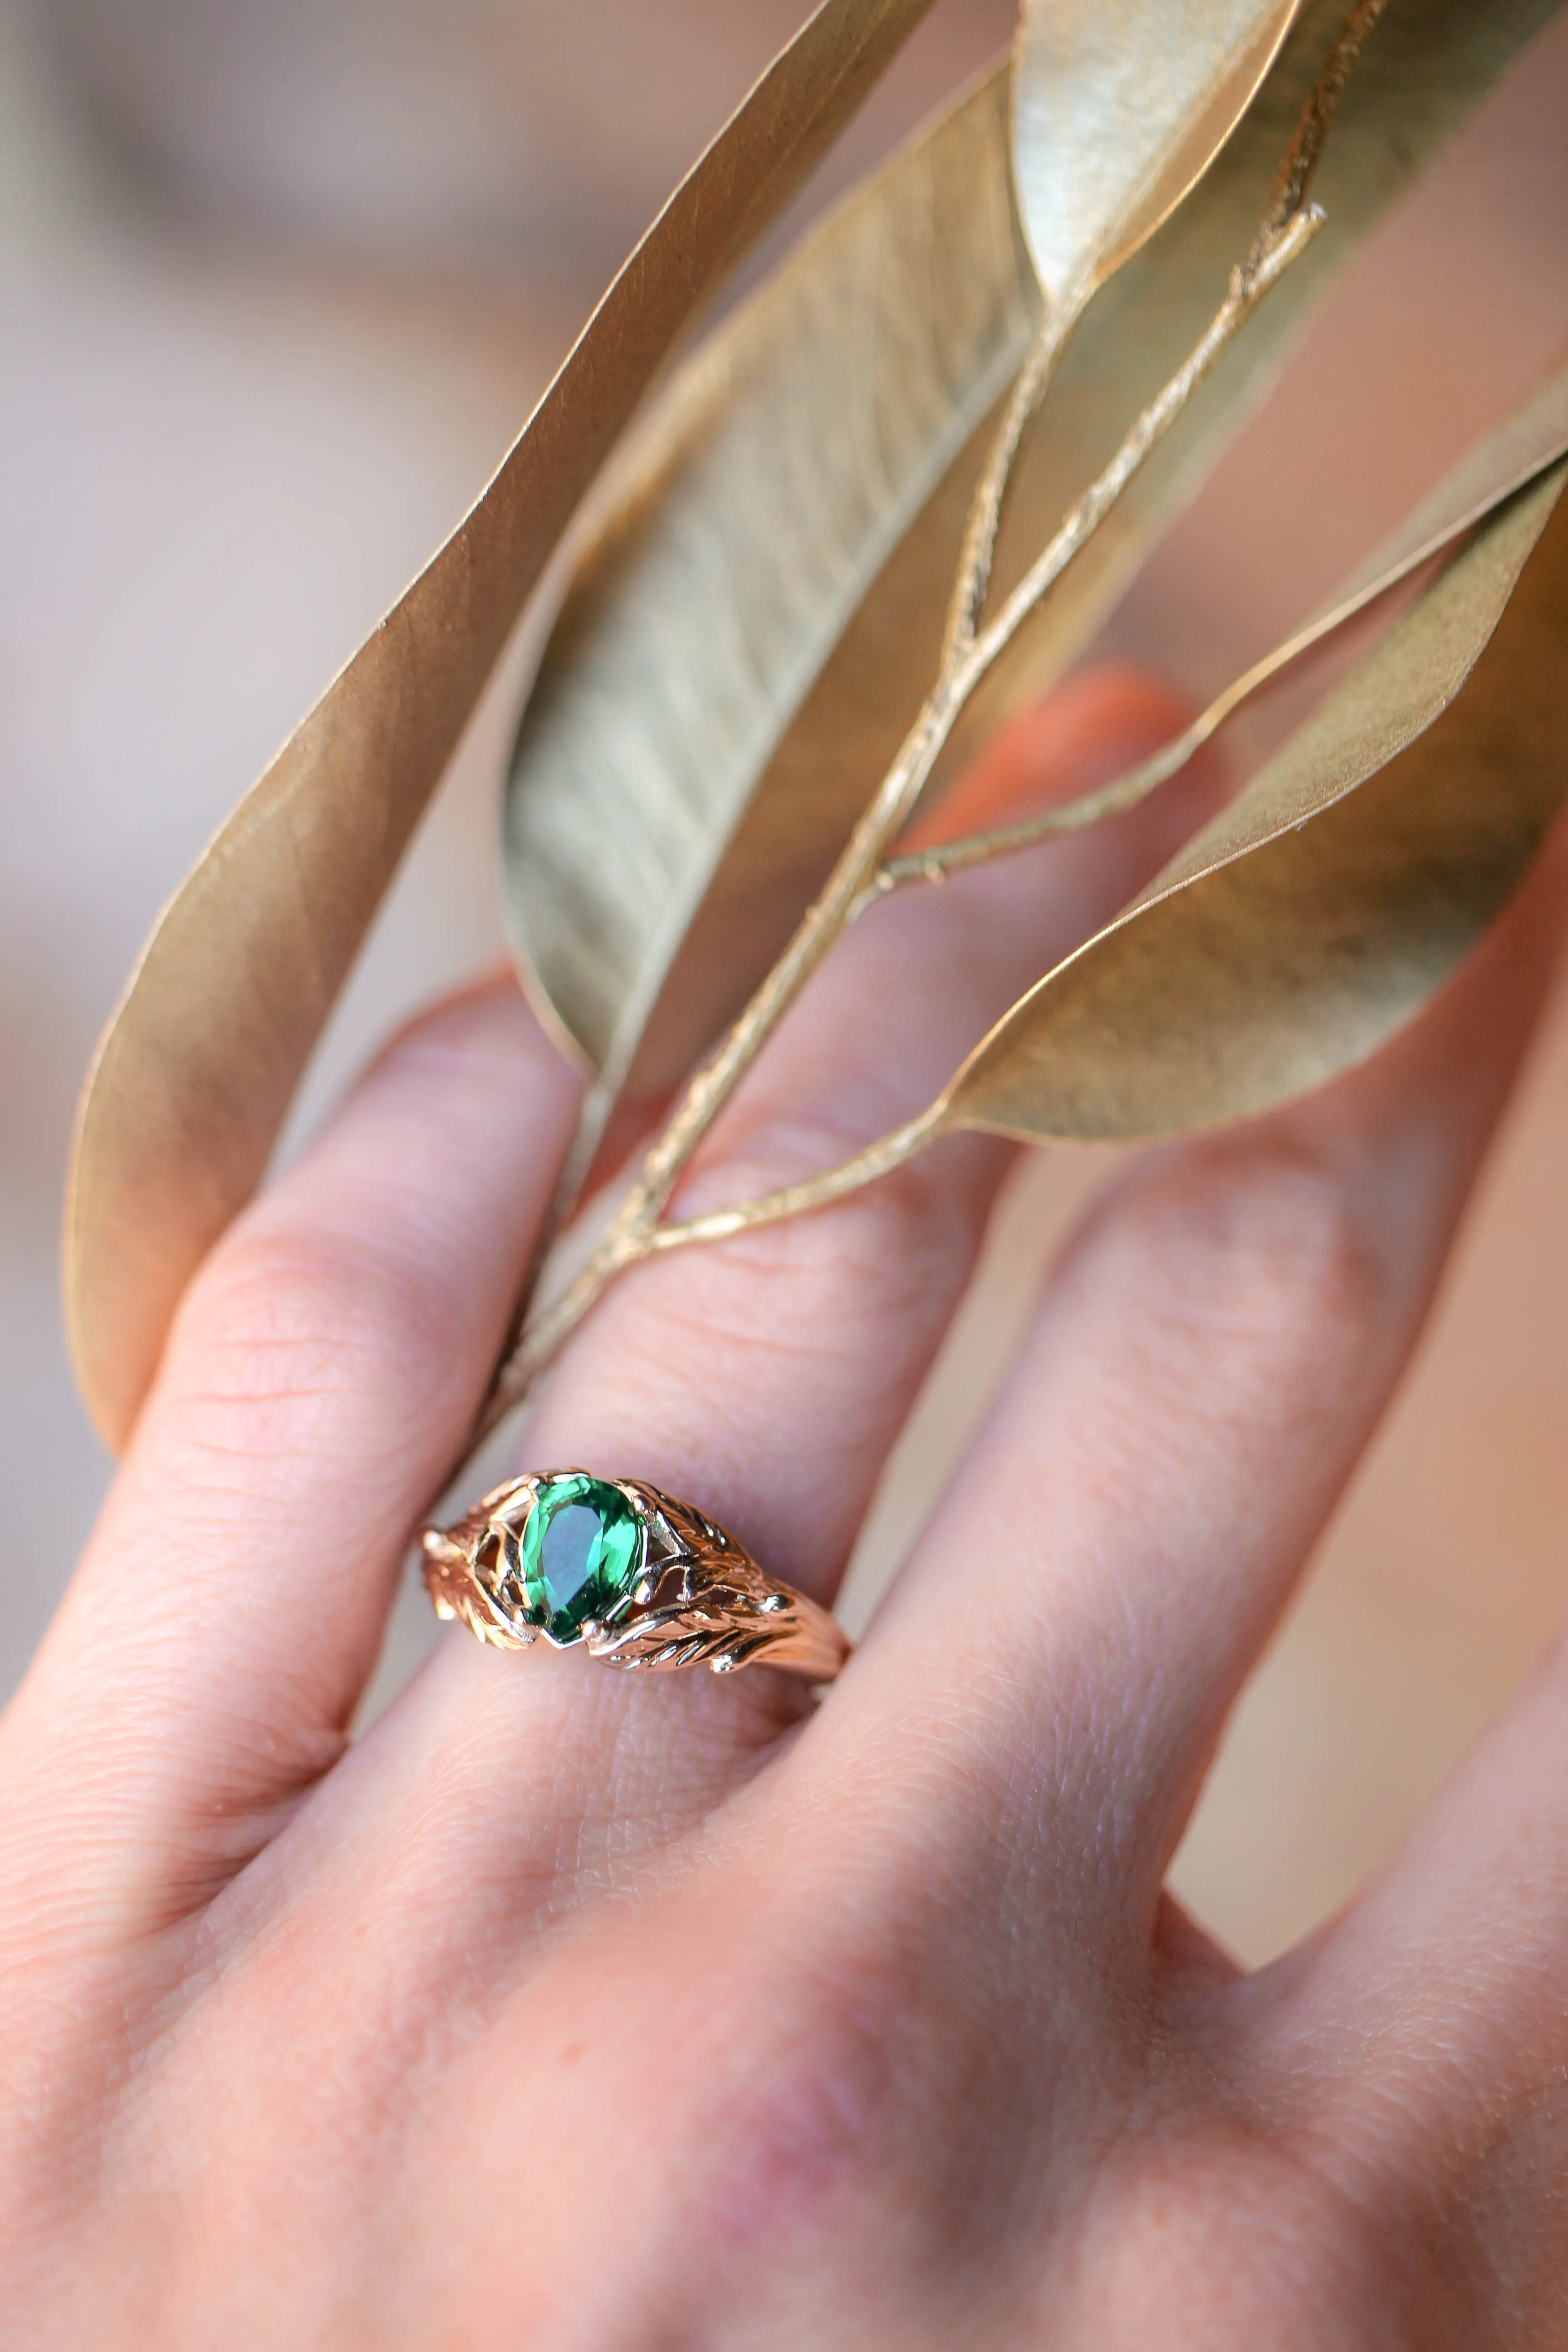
[62,0,945,1452]
[586,1555,822,1674]
[587,1602,795,1675]
[584,1496,793,1674]
[941,460,1568,1145]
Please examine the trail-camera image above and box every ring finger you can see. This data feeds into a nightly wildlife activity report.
[269,670,1221,1918]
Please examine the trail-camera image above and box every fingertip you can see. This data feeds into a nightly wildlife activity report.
[24,969,587,1917]
[335,967,581,1128]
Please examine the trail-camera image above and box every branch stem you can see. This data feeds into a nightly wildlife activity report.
[478,686,962,1425]
[860,723,1208,909]
[647,1103,950,1255]
[863,532,1370,905]
[477,178,1327,1436]
[941,307,1073,668]
[970,203,1323,698]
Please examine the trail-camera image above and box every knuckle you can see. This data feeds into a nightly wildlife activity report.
[667,1112,975,1338]
[158,1222,448,1461]
[1103,1142,1396,1391]
[657,1957,914,2278]
[1062,2118,1414,2348]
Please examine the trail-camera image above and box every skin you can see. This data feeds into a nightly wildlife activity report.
[2,668,1566,2346]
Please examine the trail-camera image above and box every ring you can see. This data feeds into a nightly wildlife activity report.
[421,1471,850,1683]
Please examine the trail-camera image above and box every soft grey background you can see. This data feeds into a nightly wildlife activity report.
[4,0,1568,1965]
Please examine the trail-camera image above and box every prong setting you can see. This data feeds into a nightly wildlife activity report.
[423,1473,848,1682]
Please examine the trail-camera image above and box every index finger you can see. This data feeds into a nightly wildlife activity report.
[0,978,582,1938]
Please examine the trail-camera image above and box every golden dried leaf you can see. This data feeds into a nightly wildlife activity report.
[944,462,1568,1144]
[64,0,943,1451]
[943,0,1562,788]
[504,72,1037,1100]
[1011,0,1305,306]
[504,0,1559,1115]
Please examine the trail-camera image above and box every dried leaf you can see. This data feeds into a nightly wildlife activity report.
[503,0,1559,1125]
[943,462,1568,1143]
[64,0,944,1450]
[940,0,1562,793]
[504,71,1037,1100]
[1011,0,1305,307]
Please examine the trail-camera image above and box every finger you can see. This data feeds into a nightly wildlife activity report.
[289,670,1225,1903]
[0,978,581,1935]
[534,667,1218,1594]
[1237,1654,1568,2338]
[1268,1046,1568,2271]
[842,813,1568,1930]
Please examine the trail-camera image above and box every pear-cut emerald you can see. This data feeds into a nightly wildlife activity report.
[519,1475,643,1645]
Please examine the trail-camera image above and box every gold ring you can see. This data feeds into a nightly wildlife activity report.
[421,1471,849,1683]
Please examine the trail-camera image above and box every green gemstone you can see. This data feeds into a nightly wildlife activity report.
[519,1475,644,1645]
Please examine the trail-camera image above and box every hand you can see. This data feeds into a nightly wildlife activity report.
[4,671,1566,2348]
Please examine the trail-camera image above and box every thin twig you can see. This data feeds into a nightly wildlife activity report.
[476,206,1325,1428]
[863,549,1386,905]
[474,0,1402,1432]
[941,309,1070,669]
[847,0,1393,919]
[859,726,1207,910]
[481,687,960,1416]
[646,1104,949,1255]
[967,203,1324,705]
[1260,0,1390,243]
[836,209,1327,938]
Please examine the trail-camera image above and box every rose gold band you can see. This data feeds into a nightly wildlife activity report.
[422,1472,850,1683]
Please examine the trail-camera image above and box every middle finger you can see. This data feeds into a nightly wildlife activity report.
[308,671,1220,1899]
[848,814,1568,1943]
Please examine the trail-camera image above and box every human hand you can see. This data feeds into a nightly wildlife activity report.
[4,671,1567,2347]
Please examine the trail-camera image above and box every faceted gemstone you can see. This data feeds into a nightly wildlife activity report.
[519,1475,644,1644]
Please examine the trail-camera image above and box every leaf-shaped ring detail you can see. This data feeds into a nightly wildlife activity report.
[422,1471,849,1684]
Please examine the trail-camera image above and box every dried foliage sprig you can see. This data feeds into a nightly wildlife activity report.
[473,0,1415,1429]
[485,194,1328,1424]
[866,356,1568,906]
[64,0,1568,1485]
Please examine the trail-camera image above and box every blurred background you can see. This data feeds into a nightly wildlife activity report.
[3,0,1568,1966]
